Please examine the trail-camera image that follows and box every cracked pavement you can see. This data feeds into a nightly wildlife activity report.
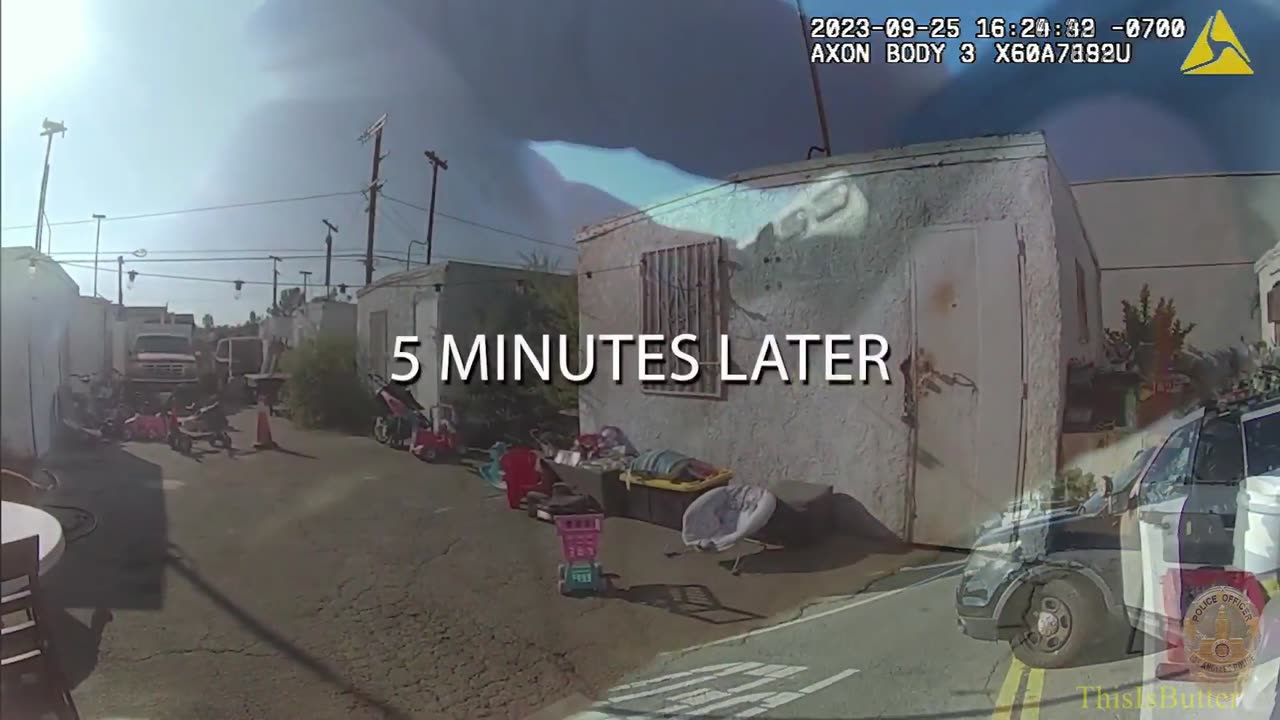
[33,412,941,719]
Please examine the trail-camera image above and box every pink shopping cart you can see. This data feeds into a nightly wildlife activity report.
[554,514,605,595]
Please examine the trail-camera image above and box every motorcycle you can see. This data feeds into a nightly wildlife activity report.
[368,373,431,449]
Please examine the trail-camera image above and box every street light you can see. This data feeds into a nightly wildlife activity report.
[33,119,68,253]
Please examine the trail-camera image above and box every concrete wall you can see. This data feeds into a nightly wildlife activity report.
[0,250,80,461]
[68,297,113,381]
[1048,158,1104,367]
[1260,241,1280,347]
[357,266,440,383]
[292,299,357,347]
[1072,173,1280,352]
[576,135,1071,542]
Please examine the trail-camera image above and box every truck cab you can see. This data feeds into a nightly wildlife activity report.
[127,333,199,388]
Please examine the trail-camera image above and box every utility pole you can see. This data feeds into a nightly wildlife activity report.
[269,255,282,313]
[33,119,68,253]
[116,256,125,317]
[321,219,339,296]
[359,114,387,285]
[299,270,312,301]
[794,1,832,159]
[92,214,106,296]
[423,150,448,265]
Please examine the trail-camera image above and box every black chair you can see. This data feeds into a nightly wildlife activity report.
[1,535,79,719]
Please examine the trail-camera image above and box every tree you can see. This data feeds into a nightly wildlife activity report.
[1103,284,1196,379]
[451,253,578,444]
[248,310,259,325]
[202,313,215,329]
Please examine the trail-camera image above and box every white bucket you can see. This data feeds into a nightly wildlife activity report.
[1235,475,1280,583]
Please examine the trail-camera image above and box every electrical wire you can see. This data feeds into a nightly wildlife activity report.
[0,190,366,231]
[6,188,576,259]
[54,257,638,290]
[381,193,577,251]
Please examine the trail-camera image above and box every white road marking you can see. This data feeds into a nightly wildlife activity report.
[591,665,860,720]
[659,676,780,713]
[678,565,962,651]
[797,668,860,694]
[608,662,763,703]
[608,662,741,692]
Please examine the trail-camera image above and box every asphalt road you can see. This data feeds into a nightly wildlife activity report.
[564,561,1242,720]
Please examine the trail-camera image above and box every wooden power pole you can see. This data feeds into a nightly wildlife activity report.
[321,219,339,296]
[422,150,448,265]
[359,114,387,285]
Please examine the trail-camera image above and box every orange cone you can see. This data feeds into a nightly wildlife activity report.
[253,403,277,450]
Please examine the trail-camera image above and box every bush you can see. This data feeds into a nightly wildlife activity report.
[281,335,373,433]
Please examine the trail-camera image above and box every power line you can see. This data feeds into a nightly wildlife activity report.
[0,190,365,232]
[73,253,367,265]
[54,257,634,290]
[46,247,330,257]
[381,194,576,251]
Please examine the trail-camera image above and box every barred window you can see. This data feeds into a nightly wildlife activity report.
[639,239,724,398]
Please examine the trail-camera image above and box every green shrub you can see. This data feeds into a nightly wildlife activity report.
[281,335,373,433]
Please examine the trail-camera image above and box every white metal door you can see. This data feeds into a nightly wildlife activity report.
[368,310,388,377]
[413,295,440,410]
[911,222,1024,548]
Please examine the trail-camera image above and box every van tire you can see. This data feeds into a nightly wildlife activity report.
[1009,576,1102,669]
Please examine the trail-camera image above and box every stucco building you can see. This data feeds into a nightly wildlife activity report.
[1071,173,1280,353]
[357,261,574,411]
[1,248,80,462]
[1259,239,1280,347]
[575,134,1101,548]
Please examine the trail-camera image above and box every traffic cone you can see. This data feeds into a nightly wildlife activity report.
[253,403,277,450]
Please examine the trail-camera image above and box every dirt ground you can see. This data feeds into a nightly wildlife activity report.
[26,411,941,719]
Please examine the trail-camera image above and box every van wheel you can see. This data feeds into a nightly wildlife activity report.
[1009,577,1102,669]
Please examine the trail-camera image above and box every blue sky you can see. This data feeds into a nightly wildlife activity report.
[2,0,1275,318]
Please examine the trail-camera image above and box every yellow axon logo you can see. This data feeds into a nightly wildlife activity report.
[1181,11,1253,75]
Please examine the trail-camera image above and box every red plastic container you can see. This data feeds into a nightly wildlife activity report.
[554,514,603,564]
[502,447,543,509]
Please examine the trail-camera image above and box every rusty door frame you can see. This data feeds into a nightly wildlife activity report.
[903,221,1029,544]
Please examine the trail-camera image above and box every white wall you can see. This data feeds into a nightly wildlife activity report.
[576,135,1071,543]
[1073,174,1280,351]
[0,251,80,460]
[68,297,113,381]
[1260,241,1280,347]
[1048,158,1104,367]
